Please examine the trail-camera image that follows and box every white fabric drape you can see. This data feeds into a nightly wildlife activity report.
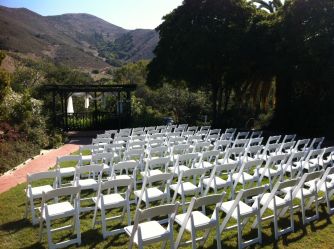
[67,96,74,114]
[84,94,90,109]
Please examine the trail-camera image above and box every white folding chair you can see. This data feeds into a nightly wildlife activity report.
[291,138,310,153]
[135,173,173,208]
[235,131,250,140]
[79,144,102,163]
[250,130,263,139]
[125,203,179,249]
[90,152,115,176]
[282,151,306,179]
[258,154,287,189]
[305,167,334,215]
[276,141,296,156]
[194,150,219,169]
[220,186,267,249]
[280,170,324,225]
[319,146,334,169]
[56,155,81,187]
[243,145,263,162]
[232,159,263,197]
[281,134,296,143]
[39,186,81,249]
[170,144,191,162]
[175,194,224,249]
[72,164,103,212]
[232,139,249,148]
[187,126,198,133]
[171,168,208,212]
[301,148,324,173]
[169,152,198,175]
[191,141,211,154]
[258,143,281,161]
[25,171,59,225]
[203,162,238,195]
[307,137,325,150]
[111,160,139,191]
[253,179,299,240]
[92,178,133,238]
[141,156,170,177]
[265,135,281,146]
[218,147,245,164]
[123,148,145,170]
[247,137,263,147]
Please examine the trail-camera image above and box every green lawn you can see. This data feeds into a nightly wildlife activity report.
[1,158,334,249]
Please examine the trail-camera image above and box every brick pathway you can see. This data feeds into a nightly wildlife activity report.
[0,143,80,194]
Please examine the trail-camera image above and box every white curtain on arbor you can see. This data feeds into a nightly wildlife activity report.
[67,96,74,114]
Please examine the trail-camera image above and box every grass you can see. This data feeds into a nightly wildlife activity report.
[1,158,334,248]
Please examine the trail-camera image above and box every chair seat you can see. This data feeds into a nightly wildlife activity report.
[42,202,75,219]
[59,167,75,176]
[175,211,214,231]
[221,200,256,219]
[125,221,169,244]
[73,179,98,190]
[81,155,92,162]
[168,165,190,174]
[232,172,258,183]
[140,169,163,177]
[258,167,282,177]
[302,162,318,171]
[194,161,214,169]
[93,193,125,209]
[260,193,289,209]
[217,158,237,165]
[283,163,301,173]
[27,185,54,198]
[170,182,200,195]
[134,188,166,202]
[203,176,232,189]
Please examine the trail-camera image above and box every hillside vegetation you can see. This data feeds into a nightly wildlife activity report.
[0,6,158,69]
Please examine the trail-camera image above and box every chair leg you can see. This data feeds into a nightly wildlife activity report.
[92,205,98,229]
[191,229,196,249]
[75,211,81,245]
[237,220,243,249]
[45,218,53,249]
[257,210,262,244]
[101,207,107,239]
[24,196,29,219]
[39,218,44,242]
[273,208,279,240]
[127,203,131,226]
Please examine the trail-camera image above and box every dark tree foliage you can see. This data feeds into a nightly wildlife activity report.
[271,0,334,136]
[147,0,255,125]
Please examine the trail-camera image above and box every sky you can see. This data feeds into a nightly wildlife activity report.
[0,0,183,29]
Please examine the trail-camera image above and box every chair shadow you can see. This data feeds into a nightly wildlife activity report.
[0,218,31,233]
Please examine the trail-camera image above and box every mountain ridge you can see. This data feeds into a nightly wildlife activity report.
[0,6,158,69]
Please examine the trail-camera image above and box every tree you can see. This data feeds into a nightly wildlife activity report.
[148,0,255,125]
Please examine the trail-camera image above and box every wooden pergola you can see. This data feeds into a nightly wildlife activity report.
[44,84,137,130]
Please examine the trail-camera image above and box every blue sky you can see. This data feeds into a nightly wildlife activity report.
[0,0,183,29]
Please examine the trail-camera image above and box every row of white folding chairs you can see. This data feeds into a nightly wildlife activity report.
[27,160,334,249]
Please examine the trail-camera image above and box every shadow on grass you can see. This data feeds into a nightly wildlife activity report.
[21,242,44,249]
[0,218,31,233]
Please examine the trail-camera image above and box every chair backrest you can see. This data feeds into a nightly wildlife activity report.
[137,203,179,222]
[235,131,250,140]
[145,172,173,185]
[239,185,267,199]
[187,126,198,132]
[27,171,59,184]
[180,167,207,179]
[171,144,190,154]
[42,186,80,203]
[223,147,245,163]
[200,150,220,163]
[156,125,167,131]
[242,159,264,171]
[123,148,145,161]
[282,134,296,143]
[200,126,211,131]
[244,145,263,160]
[279,141,296,153]
[181,131,194,137]
[92,138,112,145]
[91,152,114,165]
[192,193,224,210]
[74,164,103,180]
[232,139,249,148]
[265,135,281,146]
[147,145,169,158]
[213,140,232,151]
[192,141,211,153]
[305,148,324,162]
[247,137,263,147]
[209,129,221,135]
[96,133,111,139]
[168,136,185,146]
[293,170,324,196]
[144,126,156,132]
[146,156,170,171]
[99,178,133,192]
[187,135,203,144]
[309,137,325,150]
[127,140,146,150]
[79,144,100,154]
[178,123,188,130]
[57,155,81,166]
[285,151,306,165]
[250,130,263,139]
[174,153,199,168]
[112,161,138,176]
[293,139,310,152]
[104,143,123,155]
